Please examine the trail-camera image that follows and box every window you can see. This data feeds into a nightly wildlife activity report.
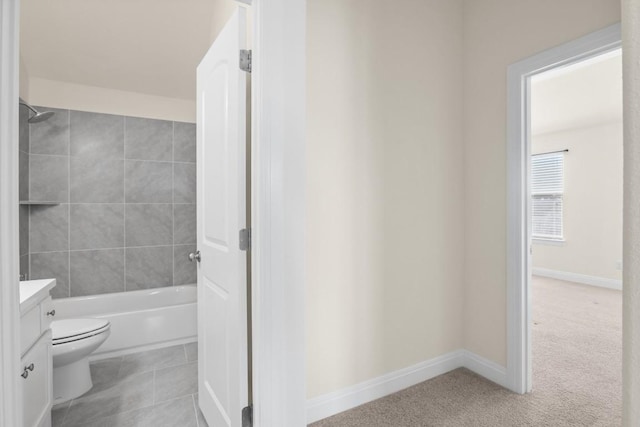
[531,151,565,240]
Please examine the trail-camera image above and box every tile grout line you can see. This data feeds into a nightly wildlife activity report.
[28,244,195,257]
[67,109,71,297]
[121,158,196,165]
[153,368,156,405]
[124,116,127,293]
[172,121,176,287]
[27,115,31,281]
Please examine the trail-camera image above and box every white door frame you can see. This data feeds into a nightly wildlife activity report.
[0,0,23,425]
[506,23,621,394]
[250,0,306,425]
[0,0,307,426]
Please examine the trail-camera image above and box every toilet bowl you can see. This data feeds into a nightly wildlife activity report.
[51,318,111,404]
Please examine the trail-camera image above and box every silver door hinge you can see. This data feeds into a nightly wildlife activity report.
[242,404,253,427]
[239,228,252,251]
[240,50,252,73]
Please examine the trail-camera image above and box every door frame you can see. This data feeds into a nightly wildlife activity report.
[506,23,621,394]
[223,1,308,424]
[0,0,23,425]
[0,0,307,426]
[250,0,306,425]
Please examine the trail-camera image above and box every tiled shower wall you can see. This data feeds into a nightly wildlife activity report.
[19,104,30,278]
[22,106,197,299]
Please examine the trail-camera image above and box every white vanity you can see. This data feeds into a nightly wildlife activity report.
[20,278,55,427]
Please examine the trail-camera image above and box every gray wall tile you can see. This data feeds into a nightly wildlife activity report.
[125,160,172,203]
[30,251,69,299]
[70,204,124,250]
[19,104,29,153]
[20,205,29,256]
[174,244,196,285]
[173,204,196,244]
[30,107,69,155]
[125,204,172,247]
[173,122,196,163]
[30,205,69,252]
[173,163,196,204]
[70,157,124,203]
[126,246,173,290]
[125,117,173,161]
[27,107,198,298]
[70,111,124,158]
[70,249,124,296]
[20,255,29,281]
[30,155,68,202]
[19,151,29,201]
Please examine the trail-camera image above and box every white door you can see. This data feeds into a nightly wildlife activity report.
[196,8,248,427]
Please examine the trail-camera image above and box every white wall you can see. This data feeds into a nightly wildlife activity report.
[463,0,621,366]
[532,122,623,282]
[306,0,465,399]
[622,0,640,423]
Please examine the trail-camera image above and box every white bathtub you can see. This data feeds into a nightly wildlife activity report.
[53,285,197,359]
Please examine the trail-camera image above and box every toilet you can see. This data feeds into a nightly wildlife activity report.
[51,318,111,404]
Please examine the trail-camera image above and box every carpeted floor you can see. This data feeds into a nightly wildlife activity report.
[310,276,622,426]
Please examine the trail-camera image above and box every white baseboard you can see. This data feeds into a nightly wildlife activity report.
[462,350,508,388]
[306,350,465,424]
[306,350,507,424]
[533,268,622,291]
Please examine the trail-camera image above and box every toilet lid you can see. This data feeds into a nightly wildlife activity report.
[51,318,110,342]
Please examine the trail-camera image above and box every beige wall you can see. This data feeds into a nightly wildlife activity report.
[25,77,196,123]
[532,122,623,281]
[622,0,640,423]
[18,0,245,123]
[463,0,621,366]
[306,0,465,398]
[19,56,29,100]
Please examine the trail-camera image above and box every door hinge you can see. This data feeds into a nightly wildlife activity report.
[240,50,252,73]
[239,228,252,251]
[242,404,253,427]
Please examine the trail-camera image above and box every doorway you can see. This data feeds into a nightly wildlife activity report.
[506,23,621,396]
[527,49,623,421]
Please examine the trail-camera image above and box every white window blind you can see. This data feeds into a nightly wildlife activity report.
[531,152,565,240]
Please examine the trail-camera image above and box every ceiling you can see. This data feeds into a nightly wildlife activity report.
[531,50,622,136]
[20,0,222,101]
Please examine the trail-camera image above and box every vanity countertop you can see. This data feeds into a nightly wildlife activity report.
[20,279,56,314]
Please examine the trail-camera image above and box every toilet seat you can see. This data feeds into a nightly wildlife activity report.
[52,318,111,345]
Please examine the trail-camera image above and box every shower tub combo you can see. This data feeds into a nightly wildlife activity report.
[52,285,197,359]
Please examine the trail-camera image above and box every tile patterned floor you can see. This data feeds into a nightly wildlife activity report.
[52,342,208,427]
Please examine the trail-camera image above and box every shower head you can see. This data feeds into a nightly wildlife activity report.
[19,101,55,123]
[28,110,55,123]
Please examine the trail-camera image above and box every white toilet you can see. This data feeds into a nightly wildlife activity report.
[51,318,111,404]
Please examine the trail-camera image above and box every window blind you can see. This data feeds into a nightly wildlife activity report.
[531,152,565,239]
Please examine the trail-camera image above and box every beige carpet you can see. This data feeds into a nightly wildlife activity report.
[310,276,622,426]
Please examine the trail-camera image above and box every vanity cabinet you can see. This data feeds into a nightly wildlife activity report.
[20,280,55,427]
[21,331,52,427]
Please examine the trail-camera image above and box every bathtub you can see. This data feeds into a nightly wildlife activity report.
[53,285,197,359]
